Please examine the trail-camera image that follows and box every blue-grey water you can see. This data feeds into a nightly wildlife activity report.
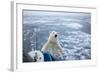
[23,10,91,61]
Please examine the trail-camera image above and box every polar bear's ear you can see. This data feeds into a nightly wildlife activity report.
[49,31,56,34]
[49,31,54,35]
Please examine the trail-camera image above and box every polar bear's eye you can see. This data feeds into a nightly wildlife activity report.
[55,34,57,38]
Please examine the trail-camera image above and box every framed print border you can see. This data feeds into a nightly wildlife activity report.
[11,1,97,71]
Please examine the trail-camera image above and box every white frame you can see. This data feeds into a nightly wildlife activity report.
[11,1,97,71]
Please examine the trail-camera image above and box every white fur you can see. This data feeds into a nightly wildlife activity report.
[41,31,64,58]
[28,50,44,62]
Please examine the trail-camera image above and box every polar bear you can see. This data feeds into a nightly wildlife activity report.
[28,50,44,62]
[41,31,64,59]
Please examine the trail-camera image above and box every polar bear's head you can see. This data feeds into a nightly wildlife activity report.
[48,31,59,43]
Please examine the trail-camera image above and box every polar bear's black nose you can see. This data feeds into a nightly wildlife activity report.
[55,34,57,38]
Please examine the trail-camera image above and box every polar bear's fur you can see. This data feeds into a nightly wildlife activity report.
[28,50,44,62]
[41,31,64,58]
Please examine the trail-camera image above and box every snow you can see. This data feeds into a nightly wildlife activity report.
[59,31,91,60]
[65,23,83,29]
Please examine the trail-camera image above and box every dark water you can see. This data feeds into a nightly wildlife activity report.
[23,10,91,61]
